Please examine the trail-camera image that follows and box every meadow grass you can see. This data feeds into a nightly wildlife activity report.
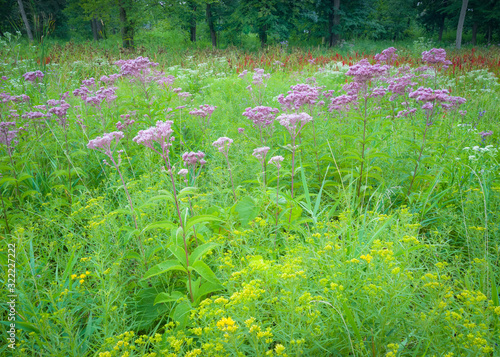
[0,37,499,356]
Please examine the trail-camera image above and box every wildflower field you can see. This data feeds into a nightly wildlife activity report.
[1,36,500,356]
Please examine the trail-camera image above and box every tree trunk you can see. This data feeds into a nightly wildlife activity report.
[259,24,267,48]
[471,22,477,45]
[329,0,340,47]
[206,3,217,48]
[119,1,134,48]
[91,18,98,41]
[190,24,196,42]
[17,0,33,42]
[487,23,491,44]
[438,14,445,41]
[455,0,468,49]
[190,4,197,42]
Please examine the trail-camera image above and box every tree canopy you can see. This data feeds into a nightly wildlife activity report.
[4,0,499,48]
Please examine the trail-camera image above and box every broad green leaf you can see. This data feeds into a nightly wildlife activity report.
[142,260,187,280]
[124,250,143,262]
[178,186,198,198]
[194,281,223,305]
[169,245,187,267]
[190,260,220,284]
[154,291,184,305]
[171,300,191,329]
[142,220,175,233]
[185,215,223,232]
[189,242,218,264]
[232,196,259,226]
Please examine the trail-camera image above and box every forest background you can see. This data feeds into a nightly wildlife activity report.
[3,0,500,51]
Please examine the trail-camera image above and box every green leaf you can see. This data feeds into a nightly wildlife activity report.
[189,242,218,264]
[491,267,499,307]
[124,250,143,262]
[171,301,191,329]
[9,321,40,333]
[142,260,187,280]
[194,281,223,305]
[232,196,259,226]
[169,245,187,267]
[178,186,198,198]
[185,215,223,232]
[190,260,220,284]
[142,220,175,233]
[154,291,184,305]
[342,301,362,342]
[17,173,33,183]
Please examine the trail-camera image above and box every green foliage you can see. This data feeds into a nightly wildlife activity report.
[0,41,499,357]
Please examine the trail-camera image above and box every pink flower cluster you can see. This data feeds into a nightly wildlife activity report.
[277,112,313,137]
[82,78,96,88]
[48,100,71,127]
[0,122,18,151]
[100,74,121,85]
[87,131,124,157]
[114,56,159,78]
[22,70,44,83]
[386,74,416,101]
[182,151,206,167]
[133,120,175,154]
[422,48,452,69]
[189,104,216,118]
[346,59,389,86]
[1,92,29,104]
[116,113,136,130]
[251,68,270,86]
[212,136,233,155]
[374,47,398,65]
[157,75,176,88]
[409,87,466,111]
[328,94,358,113]
[277,84,322,112]
[252,146,270,163]
[268,155,284,169]
[242,106,279,128]
[75,85,118,107]
[21,111,47,120]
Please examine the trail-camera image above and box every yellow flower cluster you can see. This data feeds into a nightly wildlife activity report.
[216,317,238,332]
[71,271,90,284]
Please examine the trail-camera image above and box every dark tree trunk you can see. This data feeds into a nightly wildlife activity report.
[487,23,491,43]
[17,0,33,42]
[329,0,340,47]
[259,24,268,48]
[190,24,196,42]
[119,1,134,48]
[91,18,98,41]
[471,22,477,45]
[92,18,104,41]
[97,19,106,39]
[438,14,445,41]
[455,0,468,49]
[206,3,217,48]
[190,4,197,42]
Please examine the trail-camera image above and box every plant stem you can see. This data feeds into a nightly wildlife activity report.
[226,155,236,201]
[274,169,280,250]
[356,98,368,203]
[108,155,145,261]
[64,129,72,211]
[407,113,432,197]
[164,155,195,303]
[288,136,296,224]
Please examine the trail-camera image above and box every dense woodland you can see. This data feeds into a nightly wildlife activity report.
[2,0,500,49]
